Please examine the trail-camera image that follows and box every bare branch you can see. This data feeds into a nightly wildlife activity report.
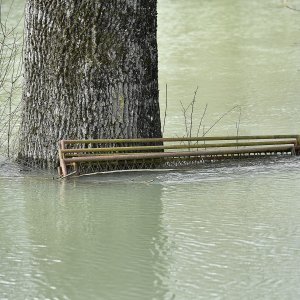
[180,100,189,138]
[203,105,240,137]
[0,0,23,158]
[196,103,208,138]
[162,83,168,134]
[189,86,198,138]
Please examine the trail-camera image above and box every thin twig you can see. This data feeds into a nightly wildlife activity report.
[189,86,198,138]
[162,83,168,134]
[0,1,23,158]
[7,93,11,157]
[180,100,189,138]
[236,106,242,148]
[203,105,240,137]
[196,103,208,138]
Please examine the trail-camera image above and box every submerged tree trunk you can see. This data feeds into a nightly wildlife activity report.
[19,0,161,168]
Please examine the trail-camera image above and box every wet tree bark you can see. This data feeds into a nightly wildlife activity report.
[19,0,161,168]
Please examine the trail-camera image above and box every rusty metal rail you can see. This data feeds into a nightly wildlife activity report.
[58,135,300,178]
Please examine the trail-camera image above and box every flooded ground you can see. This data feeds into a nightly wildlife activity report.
[1,158,300,299]
[1,0,300,299]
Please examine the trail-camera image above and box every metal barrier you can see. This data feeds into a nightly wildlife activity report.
[58,135,300,178]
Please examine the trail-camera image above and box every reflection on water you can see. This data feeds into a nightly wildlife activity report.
[1,0,300,299]
[1,158,300,299]
[1,178,170,299]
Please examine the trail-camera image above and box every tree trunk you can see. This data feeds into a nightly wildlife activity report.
[19,0,161,168]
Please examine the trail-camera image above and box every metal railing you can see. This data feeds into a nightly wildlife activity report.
[58,135,300,178]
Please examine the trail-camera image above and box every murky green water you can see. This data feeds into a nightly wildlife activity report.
[159,0,300,136]
[1,0,300,299]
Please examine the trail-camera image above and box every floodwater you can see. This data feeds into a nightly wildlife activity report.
[1,0,300,299]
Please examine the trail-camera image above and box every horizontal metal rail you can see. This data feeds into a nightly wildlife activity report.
[63,144,294,164]
[62,135,300,145]
[61,139,297,154]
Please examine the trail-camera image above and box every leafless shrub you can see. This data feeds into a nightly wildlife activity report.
[0,1,23,158]
[163,85,243,149]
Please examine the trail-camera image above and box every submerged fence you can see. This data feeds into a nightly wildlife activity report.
[58,135,300,178]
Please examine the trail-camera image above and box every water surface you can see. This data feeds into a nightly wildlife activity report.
[1,0,300,299]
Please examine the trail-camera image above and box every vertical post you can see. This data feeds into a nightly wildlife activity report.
[296,135,300,155]
[59,140,68,177]
[73,162,79,175]
[7,96,11,158]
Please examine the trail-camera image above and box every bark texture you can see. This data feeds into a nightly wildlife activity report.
[19,0,161,167]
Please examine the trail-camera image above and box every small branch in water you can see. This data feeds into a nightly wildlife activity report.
[180,100,189,138]
[236,106,242,148]
[196,103,208,138]
[203,125,206,149]
[203,105,240,137]
[189,86,198,138]
[162,83,168,134]
[7,93,11,158]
